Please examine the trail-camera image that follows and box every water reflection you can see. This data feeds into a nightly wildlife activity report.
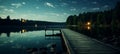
[0,27,66,54]
[21,29,27,33]
[26,43,57,54]
[0,27,43,37]
[0,26,64,37]
[85,26,91,30]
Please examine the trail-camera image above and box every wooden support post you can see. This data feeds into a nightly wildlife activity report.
[45,29,46,36]
[52,29,54,35]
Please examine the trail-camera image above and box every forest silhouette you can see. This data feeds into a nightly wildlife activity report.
[66,2,120,49]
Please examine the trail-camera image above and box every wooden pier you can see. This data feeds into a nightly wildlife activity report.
[44,28,61,36]
[61,29,120,54]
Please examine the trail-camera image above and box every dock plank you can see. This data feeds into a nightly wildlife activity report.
[61,29,120,54]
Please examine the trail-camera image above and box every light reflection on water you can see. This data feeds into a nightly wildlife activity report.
[0,30,63,54]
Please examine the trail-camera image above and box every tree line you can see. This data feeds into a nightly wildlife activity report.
[0,16,65,27]
[66,2,120,30]
[66,2,120,48]
[0,16,21,26]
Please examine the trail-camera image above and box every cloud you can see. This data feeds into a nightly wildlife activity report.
[3,8,15,13]
[17,13,64,22]
[36,6,39,9]
[92,2,97,4]
[11,2,26,8]
[81,7,87,10]
[55,14,60,16]
[103,5,109,8]
[70,8,76,11]
[0,6,5,11]
[11,3,22,8]
[71,1,77,4]
[46,12,60,16]
[45,2,55,8]
[63,13,70,16]
[102,5,110,10]
[22,2,26,5]
[60,3,68,7]
[63,13,67,15]
[0,6,5,9]
[0,6,15,14]
[92,7,100,11]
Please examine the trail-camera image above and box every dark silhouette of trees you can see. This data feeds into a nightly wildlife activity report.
[6,15,10,20]
[0,15,21,26]
[66,2,120,29]
[66,15,74,25]
[0,16,65,27]
[66,2,120,48]
[0,17,2,19]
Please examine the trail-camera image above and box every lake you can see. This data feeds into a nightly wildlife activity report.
[0,28,66,54]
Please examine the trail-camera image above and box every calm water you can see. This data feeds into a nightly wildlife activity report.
[0,29,64,54]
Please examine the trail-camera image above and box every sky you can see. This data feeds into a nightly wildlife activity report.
[0,0,120,22]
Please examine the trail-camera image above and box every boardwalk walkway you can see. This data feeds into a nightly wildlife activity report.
[61,29,120,54]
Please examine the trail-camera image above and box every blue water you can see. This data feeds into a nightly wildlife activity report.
[0,30,64,54]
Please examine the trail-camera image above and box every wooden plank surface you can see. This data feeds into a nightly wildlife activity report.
[61,29,120,54]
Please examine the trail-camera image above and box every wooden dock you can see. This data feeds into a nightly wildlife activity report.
[61,29,120,54]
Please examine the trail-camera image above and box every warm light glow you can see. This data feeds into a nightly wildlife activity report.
[87,26,91,30]
[21,29,27,33]
[21,19,26,23]
[87,22,91,25]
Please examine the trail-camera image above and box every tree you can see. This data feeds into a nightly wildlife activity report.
[0,17,1,19]
[6,15,10,20]
[66,15,74,26]
[73,15,77,25]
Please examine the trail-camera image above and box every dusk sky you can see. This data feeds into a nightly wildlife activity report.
[0,0,120,22]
